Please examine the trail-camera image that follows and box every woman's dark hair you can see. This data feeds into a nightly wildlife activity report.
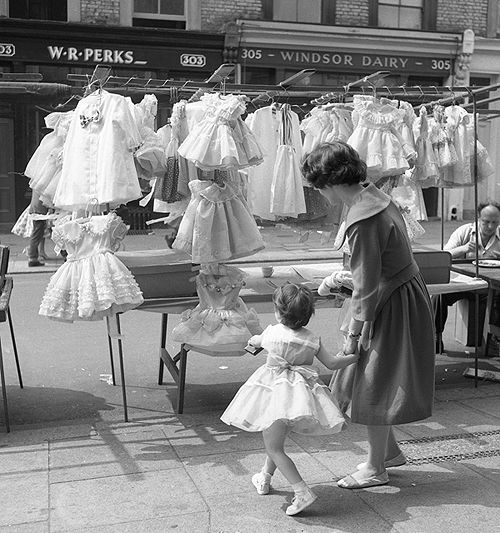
[301,141,367,189]
[273,283,315,330]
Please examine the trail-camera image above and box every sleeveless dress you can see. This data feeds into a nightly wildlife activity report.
[171,264,262,353]
[221,323,345,435]
[39,212,144,322]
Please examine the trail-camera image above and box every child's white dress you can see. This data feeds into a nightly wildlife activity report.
[221,323,346,435]
[39,212,143,322]
[178,93,263,171]
[171,264,262,353]
[172,179,265,263]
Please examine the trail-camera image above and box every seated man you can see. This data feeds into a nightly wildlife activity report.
[434,202,500,353]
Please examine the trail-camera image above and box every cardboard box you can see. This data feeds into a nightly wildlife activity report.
[413,250,451,284]
[116,249,199,299]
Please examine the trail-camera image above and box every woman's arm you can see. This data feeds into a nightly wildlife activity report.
[315,342,359,370]
[248,333,263,348]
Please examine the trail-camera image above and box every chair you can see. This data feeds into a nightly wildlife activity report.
[0,245,23,433]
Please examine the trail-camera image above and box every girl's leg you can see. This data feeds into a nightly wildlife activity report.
[262,455,277,476]
[262,420,302,485]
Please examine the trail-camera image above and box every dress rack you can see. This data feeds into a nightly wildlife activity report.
[64,66,500,387]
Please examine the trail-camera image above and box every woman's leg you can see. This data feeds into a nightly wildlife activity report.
[364,424,391,474]
[385,427,402,459]
[262,420,302,485]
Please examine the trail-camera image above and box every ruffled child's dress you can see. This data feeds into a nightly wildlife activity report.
[171,264,262,353]
[39,212,144,322]
[347,97,416,180]
[221,323,345,434]
[26,110,74,208]
[172,179,265,263]
[178,93,263,171]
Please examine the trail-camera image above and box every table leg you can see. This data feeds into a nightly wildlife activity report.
[115,314,128,423]
[0,337,10,433]
[177,344,188,414]
[7,308,23,389]
[481,287,494,357]
[158,313,168,385]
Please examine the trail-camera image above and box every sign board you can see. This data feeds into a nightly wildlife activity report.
[239,47,452,74]
[1,37,222,71]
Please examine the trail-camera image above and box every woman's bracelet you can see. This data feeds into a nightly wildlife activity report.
[347,330,361,339]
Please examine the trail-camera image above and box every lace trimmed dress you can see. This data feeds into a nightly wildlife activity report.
[221,324,345,435]
[178,93,263,171]
[39,212,144,322]
[171,264,262,353]
[348,98,416,180]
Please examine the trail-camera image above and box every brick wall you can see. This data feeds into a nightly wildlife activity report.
[436,0,488,36]
[201,0,262,32]
[81,0,120,25]
[335,0,370,26]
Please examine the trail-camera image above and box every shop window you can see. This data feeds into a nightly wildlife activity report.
[133,0,186,28]
[470,77,491,110]
[262,0,336,25]
[369,0,436,30]
[8,0,67,21]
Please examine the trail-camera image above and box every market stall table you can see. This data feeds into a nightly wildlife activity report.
[106,264,488,421]
[451,261,500,356]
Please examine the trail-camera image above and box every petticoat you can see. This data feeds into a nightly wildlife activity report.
[11,207,33,239]
[221,356,345,435]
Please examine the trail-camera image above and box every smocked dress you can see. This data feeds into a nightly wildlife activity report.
[348,97,416,180]
[330,184,435,425]
[221,323,346,435]
[178,93,263,171]
[39,212,144,322]
[172,179,265,263]
[171,264,262,353]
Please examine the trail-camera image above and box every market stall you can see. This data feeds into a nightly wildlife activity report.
[9,65,500,423]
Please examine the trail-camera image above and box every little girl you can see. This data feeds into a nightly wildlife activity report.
[221,283,359,516]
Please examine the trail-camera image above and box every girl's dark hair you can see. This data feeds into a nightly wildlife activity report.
[301,141,367,189]
[273,283,315,330]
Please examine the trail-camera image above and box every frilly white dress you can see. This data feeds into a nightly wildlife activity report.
[221,323,345,434]
[171,264,262,353]
[172,179,265,263]
[177,93,263,170]
[39,212,144,322]
[26,110,74,208]
[348,97,416,180]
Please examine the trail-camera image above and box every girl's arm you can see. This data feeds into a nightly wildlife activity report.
[315,341,359,370]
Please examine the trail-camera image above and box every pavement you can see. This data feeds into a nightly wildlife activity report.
[1,218,500,532]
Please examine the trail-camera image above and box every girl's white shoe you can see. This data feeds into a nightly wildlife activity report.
[285,488,317,516]
[252,472,272,495]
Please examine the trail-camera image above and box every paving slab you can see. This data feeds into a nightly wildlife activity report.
[49,428,181,483]
[358,476,500,533]
[0,472,49,528]
[49,468,206,532]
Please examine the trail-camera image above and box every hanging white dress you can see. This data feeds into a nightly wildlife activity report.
[270,105,306,217]
[39,212,143,322]
[52,90,143,211]
[171,264,262,353]
[172,179,265,263]
[178,93,263,171]
[26,110,74,208]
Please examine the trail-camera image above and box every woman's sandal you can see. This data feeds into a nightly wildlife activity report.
[356,451,406,471]
[337,470,389,489]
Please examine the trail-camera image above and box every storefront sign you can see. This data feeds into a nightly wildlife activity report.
[4,38,221,71]
[239,47,452,74]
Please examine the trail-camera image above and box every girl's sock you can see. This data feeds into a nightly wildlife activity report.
[291,480,308,495]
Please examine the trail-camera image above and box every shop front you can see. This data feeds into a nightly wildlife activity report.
[0,18,224,227]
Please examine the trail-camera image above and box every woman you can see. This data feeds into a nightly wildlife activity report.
[301,141,435,489]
